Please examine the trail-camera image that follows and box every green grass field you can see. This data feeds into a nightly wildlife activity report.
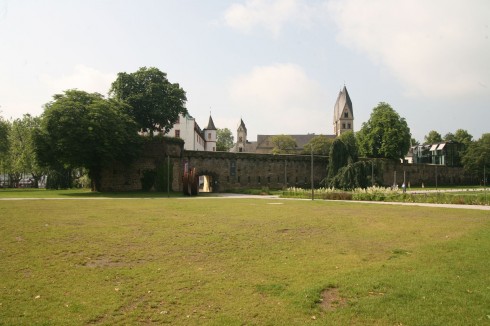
[1,197,489,325]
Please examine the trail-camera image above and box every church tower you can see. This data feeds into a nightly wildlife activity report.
[237,119,247,152]
[333,85,354,136]
[203,114,217,151]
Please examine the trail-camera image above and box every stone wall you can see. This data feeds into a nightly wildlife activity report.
[100,139,478,192]
[181,151,328,192]
[99,139,183,192]
[381,160,478,187]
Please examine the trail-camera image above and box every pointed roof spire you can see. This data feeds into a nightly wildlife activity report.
[238,118,247,133]
[206,114,216,130]
[333,84,353,121]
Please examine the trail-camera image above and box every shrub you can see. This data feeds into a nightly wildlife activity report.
[141,169,156,192]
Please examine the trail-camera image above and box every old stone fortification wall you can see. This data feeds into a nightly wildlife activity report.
[380,160,478,187]
[99,140,183,192]
[182,151,328,192]
[100,140,477,192]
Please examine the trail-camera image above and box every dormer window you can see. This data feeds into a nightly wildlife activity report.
[344,112,348,118]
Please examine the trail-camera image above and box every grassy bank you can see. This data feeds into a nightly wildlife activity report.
[1,198,489,325]
[0,188,182,198]
[282,187,490,205]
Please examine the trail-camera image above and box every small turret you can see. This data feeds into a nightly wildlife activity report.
[203,114,217,151]
[237,119,247,152]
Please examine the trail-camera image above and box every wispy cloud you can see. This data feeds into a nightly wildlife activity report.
[41,64,115,97]
[228,63,328,135]
[223,0,328,36]
[328,0,490,98]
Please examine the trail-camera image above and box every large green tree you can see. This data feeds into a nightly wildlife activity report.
[326,133,367,190]
[424,130,443,144]
[454,129,473,147]
[339,131,359,162]
[462,133,490,180]
[0,115,11,186]
[216,128,234,152]
[356,102,411,160]
[7,114,45,187]
[302,135,333,155]
[271,135,297,154]
[109,67,187,137]
[35,90,141,191]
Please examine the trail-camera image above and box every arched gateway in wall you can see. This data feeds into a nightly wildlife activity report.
[100,140,477,193]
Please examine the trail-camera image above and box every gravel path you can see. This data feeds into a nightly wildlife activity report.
[1,193,489,211]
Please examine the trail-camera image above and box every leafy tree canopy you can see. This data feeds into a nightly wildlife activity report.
[270,135,297,154]
[216,128,234,152]
[454,129,473,147]
[444,132,455,142]
[424,130,443,144]
[302,135,333,155]
[7,114,45,187]
[338,131,359,163]
[462,133,490,178]
[35,90,141,191]
[0,115,10,157]
[109,67,187,136]
[356,102,411,160]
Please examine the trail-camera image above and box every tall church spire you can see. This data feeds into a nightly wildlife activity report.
[333,85,354,136]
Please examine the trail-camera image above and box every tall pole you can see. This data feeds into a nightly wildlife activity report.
[371,160,374,186]
[284,160,287,189]
[311,148,314,201]
[484,159,487,205]
[167,155,170,197]
[435,165,438,190]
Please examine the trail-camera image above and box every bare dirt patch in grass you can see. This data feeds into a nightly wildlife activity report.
[319,287,347,311]
[82,257,129,268]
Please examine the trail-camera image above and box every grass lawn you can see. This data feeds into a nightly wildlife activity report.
[0,188,182,198]
[0,198,489,325]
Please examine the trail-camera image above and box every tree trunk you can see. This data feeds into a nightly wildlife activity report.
[89,167,102,192]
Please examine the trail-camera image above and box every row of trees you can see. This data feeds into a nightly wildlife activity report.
[1,68,488,191]
[1,67,188,191]
[265,102,488,189]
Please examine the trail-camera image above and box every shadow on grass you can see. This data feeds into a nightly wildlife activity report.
[61,191,184,198]
[0,188,185,198]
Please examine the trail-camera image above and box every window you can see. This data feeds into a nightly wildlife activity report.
[347,123,351,129]
[344,112,348,118]
[257,176,261,183]
[239,136,243,142]
[239,147,243,152]
[213,147,215,151]
[208,132,211,140]
[342,123,346,129]
[175,130,180,138]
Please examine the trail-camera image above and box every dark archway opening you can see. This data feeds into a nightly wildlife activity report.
[198,171,219,193]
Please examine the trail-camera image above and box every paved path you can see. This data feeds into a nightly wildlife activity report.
[1,193,489,211]
[185,193,490,211]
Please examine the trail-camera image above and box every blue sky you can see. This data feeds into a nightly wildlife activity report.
[1,0,489,143]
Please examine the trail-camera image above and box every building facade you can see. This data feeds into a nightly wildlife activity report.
[231,85,353,153]
[167,113,217,152]
[408,141,464,167]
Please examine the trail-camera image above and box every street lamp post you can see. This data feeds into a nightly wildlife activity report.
[484,158,487,205]
[311,148,314,201]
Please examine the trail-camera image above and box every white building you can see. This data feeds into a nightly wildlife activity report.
[167,113,217,152]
